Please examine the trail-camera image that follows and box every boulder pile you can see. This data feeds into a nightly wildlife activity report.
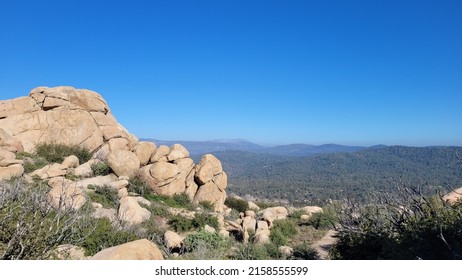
[0,86,228,213]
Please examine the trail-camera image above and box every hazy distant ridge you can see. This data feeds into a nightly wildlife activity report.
[141,138,372,156]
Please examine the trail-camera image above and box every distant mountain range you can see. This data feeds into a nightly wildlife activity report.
[141,138,381,156]
[212,146,462,206]
[141,138,462,205]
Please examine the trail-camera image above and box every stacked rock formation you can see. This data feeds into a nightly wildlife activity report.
[0,86,228,212]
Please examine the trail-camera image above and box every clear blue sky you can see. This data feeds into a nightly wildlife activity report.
[1,0,461,146]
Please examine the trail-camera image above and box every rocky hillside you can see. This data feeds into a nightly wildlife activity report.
[0,86,326,260]
[0,86,227,212]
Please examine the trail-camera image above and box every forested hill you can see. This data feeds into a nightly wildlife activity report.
[212,146,462,206]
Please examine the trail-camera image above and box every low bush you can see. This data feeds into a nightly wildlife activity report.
[35,143,91,163]
[128,176,150,196]
[80,218,138,256]
[192,212,219,231]
[87,185,119,208]
[270,219,298,246]
[332,188,462,260]
[169,216,193,232]
[290,242,319,260]
[233,242,287,260]
[0,179,95,260]
[180,230,231,259]
[91,162,112,176]
[303,207,338,230]
[145,193,194,210]
[225,197,248,213]
[23,157,49,173]
[169,213,219,233]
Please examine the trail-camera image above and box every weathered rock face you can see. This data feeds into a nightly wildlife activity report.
[301,206,323,217]
[193,154,227,211]
[0,128,24,153]
[164,230,184,251]
[107,150,140,179]
[0,146,24,180]
[0,86,138,153]
[0,163,24,181]
[134,141,157,166]
[139,145,228,212]
[91,239,164,260]
[118,196,151,226]
[0,86,229,213]
[261,206,289,227]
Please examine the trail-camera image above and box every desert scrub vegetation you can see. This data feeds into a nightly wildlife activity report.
[86,184,119,208]
[175,230,232,260]
[80,217,138,256]
[35,143,91,163]
[145,192,195,210]
[224,196,249,213]
[301,205,339,230]
[17,143,93,174]
[332,183,462,260]
[290,241,320,260]
[168,212,219,233]
[270,219,298,247]
[127,176,150,196]
[90,161,112,176]
[0,179,96,259]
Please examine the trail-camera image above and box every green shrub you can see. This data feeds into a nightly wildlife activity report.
[148,204,170,218]
[289,209,306,220]
[192,212,219,231]
[233,242,287,260]
[270,220,298,246]
[199,201,214,211]
[15,152,33,160]
[169,216,194,232]
[0,179,95,260]
[145,193,194,210]
[80,218,138,256]
[91,162,112,176]
[87,185,119,208]
[332,193,462,260]
[35,143,91,163]
[303,208,338,230]
[168,213,219,232]
[184,230,231,252]
[291,242,319,260]
[128,177,150,196]
[233,243,271,260]
[225,197,249,213]
[23,157,49,173]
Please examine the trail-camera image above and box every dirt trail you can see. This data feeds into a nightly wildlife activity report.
[313,230,338,259]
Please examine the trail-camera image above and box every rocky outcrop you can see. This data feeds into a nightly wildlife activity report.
[0,147,24,180]
[138,144,195,196]
[0,86,138,153]
[118,196,151,226]
[260,206,288,227]
[134,141,157,166]
[0,86,229,213]
[302,206,323,216]
[193,154,227,211]
[91,239,164,260]
[0,128,24,153]
[164,230,184,251]
[107,150,140,179]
